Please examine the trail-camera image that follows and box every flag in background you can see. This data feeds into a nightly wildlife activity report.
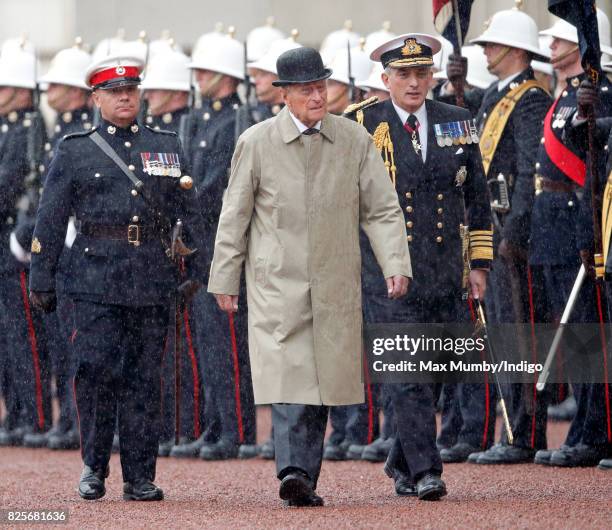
[548,0,602,83]
[433,0,474,51]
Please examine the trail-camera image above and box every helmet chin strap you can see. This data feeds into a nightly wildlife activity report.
[551,45,580,66]
[487,46,512,71]
[0,87,18,114]
[147,91,173,116]
[201,73,223,98]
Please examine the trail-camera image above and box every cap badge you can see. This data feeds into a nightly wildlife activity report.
[401,38,422,56]
[116,66,126,75]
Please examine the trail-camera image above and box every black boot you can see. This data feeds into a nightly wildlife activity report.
[78,465,109,500]
[123,479,164,501]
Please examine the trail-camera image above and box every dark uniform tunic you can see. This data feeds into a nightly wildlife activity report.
[349,97,493,478]
[29,120,206,481]
[0,108,51,442]
[186,92,256,453]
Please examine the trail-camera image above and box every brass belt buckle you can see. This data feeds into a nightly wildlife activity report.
[127,224,140,246]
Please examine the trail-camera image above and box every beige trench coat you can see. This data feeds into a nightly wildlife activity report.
[208,107,411,405]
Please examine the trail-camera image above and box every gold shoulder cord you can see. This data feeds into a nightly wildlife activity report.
[372,122,396,187]
[602,170,612,273]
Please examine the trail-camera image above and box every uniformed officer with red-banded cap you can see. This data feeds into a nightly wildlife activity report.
[28,54,207,501]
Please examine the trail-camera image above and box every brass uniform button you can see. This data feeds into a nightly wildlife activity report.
[406,206,413,213]
[131,189,138,196]
[406,221,413,228]
[407,235,413,242]
[405,192,412,199]
[132,216,139,222]
[437,193,443,201]
[437,222,443,229]
[212,100,222,111]
[436,236,443,243]
[124,141,131,148]
[437,208,443,214]
[128,164,135,171]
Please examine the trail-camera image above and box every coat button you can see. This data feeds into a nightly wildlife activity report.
[437,193,443,201]
[407,235,413,242]
[94,173,101,178]
[437,222,443,229]
[406,221,413,228]
[405,192,412,199]
[131,189,138,196]
[124,141,131,148]
[535,162,540,170]
[437,208,443,214]
[540,137,545,144]
[85,247,89,253]
[436,236,443,243]
[568,201,574,207]
[128,164,135,171]
[132,215,139,222]
[406,206,413,213]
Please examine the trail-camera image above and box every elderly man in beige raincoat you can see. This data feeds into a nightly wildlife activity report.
[208,47,411,507]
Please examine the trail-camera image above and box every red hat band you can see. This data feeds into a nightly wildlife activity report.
[90,65,140,88]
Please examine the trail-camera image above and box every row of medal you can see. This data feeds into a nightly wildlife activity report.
[140,152,182,177]
[552,106,574,129]
[434,119,480,147]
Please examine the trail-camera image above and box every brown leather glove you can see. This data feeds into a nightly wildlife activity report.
[178,279,202,305]
[446,53,468,85]
[29,291,57,313]
[579,249,596,280]
[498,239,527,262]
[577,80,598,120]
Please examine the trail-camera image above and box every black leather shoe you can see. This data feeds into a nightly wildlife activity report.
[383,464,417,497]
[238,444,259,459]
[78,465,109,500]
[362,437,393,462]
[199,440,239,460]
[549,444,610,467]
[123,479,164,501]
[48,429,80,450]
[598,458,612,470]
[440,443,481,463]
[467,451,484,463]
[346,444,365,460]
[23,429,56,449]
[416,472,447,501]
[259,438,275,459]
[534,449,554,465]
[475,443,535,464]
[158,439,174,457]
[279,471,323,507]
[323,440,350,461]
[0,427,26,446]
[169,434,207,458]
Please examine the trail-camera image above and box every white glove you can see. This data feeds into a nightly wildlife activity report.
[10,232,31,263]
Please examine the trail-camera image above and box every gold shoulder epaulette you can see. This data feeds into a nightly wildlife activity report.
[342,96,379,117]
[371,121,396,187]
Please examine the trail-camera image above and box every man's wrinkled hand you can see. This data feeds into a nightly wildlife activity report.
[29,291,57,313]
[577,80,598,119]
[446,53,467,84]
[469,269,488,300]
[178,279,201,305]
[386,275,410,299]
[214,293,239,313]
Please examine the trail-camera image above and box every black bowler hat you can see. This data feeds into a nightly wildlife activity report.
[272,47,332,87]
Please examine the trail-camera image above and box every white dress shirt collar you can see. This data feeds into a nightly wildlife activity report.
[391,99,428,162]
[289,110,321,133]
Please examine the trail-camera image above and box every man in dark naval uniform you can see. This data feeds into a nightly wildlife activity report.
[20,39,93,452]
[346,33,493,500]
[465,7,553,465]
[28,55,206,501]
[170,30,257,461]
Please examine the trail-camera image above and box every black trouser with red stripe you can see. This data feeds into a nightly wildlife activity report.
[193,284,256,447]
[72,300,168,482]
[159,304,205,443]
[0,269,52,433]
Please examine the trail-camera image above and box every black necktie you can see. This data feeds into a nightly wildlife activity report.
[302,127,319,135]
[404,114,422,157]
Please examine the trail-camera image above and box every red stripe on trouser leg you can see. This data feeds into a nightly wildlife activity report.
[183,308,201,438]
[72,377,83,457]
[19,270,45,431]
[362,350,374,444]
[595,284,612,442]
[467,297,490,449]
[228,313,244,444]
[526,266,538,449]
